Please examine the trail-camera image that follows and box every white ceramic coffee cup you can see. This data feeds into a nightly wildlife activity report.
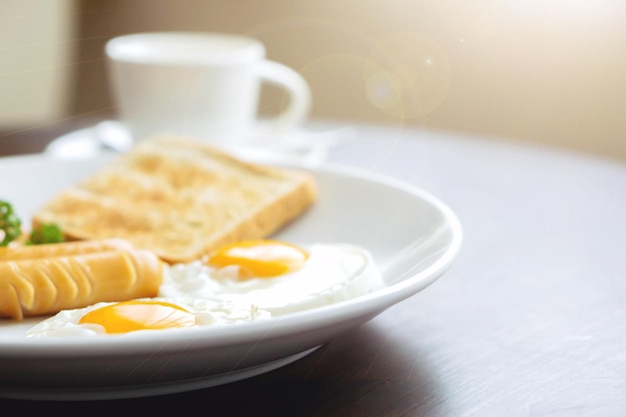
[105,32,311,149]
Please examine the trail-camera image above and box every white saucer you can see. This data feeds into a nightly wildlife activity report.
[45,120,353,165]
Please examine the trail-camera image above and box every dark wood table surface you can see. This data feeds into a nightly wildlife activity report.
[1,119,626,416]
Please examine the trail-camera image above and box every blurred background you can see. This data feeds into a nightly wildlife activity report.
[2,0,626,162]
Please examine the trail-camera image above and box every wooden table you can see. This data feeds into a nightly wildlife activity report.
[1,119,626,415]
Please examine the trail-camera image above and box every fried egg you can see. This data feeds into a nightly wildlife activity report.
[26,239,385,338]
[159,240,386,316]
[26,297,270,338]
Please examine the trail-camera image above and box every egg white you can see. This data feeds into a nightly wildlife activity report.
[25,242,386,338]
[25,297,271,338]
[159,243,386,316]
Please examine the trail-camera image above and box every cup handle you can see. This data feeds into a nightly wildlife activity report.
[257,60,311,130]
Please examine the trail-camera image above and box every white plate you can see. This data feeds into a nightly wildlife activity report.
[0,153,462,401]
[44,120,353,164]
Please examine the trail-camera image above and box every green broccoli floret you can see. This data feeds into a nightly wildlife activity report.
[26,223,65,245]
[0,200,22,246]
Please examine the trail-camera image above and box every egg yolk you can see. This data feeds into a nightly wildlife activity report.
[207,239,309,279]
[78,300,198,334]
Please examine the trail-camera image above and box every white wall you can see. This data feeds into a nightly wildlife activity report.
[0,0,76,127]
[3,0,626,162]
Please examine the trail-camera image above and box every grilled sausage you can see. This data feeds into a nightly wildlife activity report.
[0,238,134,261]
[0,242,163,320]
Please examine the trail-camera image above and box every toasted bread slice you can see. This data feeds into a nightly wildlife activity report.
[32,134,318,264]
